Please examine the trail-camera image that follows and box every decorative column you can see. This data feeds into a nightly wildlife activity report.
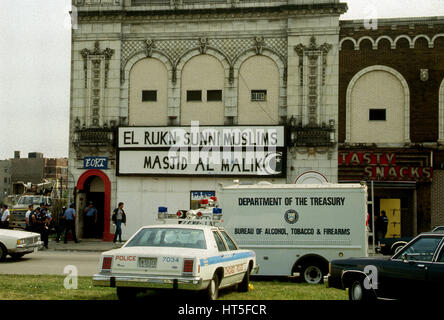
[80,41,115,127]
[294,36,331,127]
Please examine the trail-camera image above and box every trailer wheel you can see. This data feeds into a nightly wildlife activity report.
[301,264,324,284]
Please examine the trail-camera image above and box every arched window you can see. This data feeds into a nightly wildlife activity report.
[237,55,279,125]
[180,54,225,125]
[129,58,168,125]
[346,66,410,144]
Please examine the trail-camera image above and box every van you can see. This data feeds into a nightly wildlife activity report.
[218,183,368,284]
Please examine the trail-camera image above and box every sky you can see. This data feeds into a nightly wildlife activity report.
[1,0,444,161]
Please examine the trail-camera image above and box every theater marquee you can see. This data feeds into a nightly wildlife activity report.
[117,126,286,177]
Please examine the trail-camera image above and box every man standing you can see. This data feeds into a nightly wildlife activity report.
[44,203,53,230]
[25,204,34,231]
[36,207,49,249]
[84,202,98,238]
[0,205,10,229]
[64,204,78,243]
[56,206,66,243]
[376,210,389,242]
[112,202,126,244]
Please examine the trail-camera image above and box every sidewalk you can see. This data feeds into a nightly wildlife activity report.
[46,239,124,252]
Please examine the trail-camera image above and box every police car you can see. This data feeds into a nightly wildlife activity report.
[93,198,259,300]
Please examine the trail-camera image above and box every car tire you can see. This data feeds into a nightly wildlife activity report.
[348,279,376,301]
[301,264,324,284]
[0,243,7,262]
[238,265,251,292]
[205,273,219,300]
[116,287,138,301]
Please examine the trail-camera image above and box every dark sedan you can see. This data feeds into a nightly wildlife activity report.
[377,226,444,256]
[326,231,444,300]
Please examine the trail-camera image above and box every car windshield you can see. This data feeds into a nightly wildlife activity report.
[18,196,42,205]
[125,228,207,249]
[394,236,442,261]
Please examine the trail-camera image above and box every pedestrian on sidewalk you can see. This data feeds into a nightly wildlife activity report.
[64,204,78,243]
[112,202,126,244]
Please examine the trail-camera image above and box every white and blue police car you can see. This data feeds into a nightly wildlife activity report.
[93,198,259,300]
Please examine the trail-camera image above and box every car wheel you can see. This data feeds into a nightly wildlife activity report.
[116,287,138,301]
[205,273,219,300]
[348,279,376,301]
[302,264,324,284]
[238,265,251,292]
[0,243,7,262]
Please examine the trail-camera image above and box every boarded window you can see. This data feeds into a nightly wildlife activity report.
[187,90,202,102]
[142,90,157,102]
[369,109,386,121]
[207,90,222,102]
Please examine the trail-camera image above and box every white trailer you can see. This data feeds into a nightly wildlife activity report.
[218,183,368,284]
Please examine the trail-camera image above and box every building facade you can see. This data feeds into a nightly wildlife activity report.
[6,152,69,198]
[69,0,346,240]
[0,160,12,200]
[338,17,444,235]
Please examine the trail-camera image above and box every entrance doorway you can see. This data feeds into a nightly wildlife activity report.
[380,199,401,238]
[76,169,113,241]
[80,176,105,239]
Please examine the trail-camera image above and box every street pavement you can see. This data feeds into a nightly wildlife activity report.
[0,239,124,277]
[0,239,381,277]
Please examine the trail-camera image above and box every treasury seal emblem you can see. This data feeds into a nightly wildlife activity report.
[284,209,299,224]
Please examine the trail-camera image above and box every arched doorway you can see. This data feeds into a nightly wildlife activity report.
[76,169,113,241]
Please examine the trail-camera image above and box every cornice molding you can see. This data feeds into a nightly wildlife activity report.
[77,3,347,22]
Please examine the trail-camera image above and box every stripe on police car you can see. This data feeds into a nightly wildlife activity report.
[199,251,252,267]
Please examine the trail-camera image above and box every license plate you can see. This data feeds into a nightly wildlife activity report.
[138,257,157,268]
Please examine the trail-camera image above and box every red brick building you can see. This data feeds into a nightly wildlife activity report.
[338,16,444,236]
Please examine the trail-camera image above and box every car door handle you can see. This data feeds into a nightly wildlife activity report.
[417,264,426,269]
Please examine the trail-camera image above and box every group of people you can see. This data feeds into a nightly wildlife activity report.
[24,202,53,249]
[3,199,127,246]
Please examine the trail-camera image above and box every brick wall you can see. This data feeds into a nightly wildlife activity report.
[339,18,444,143]
[431,170,444,228]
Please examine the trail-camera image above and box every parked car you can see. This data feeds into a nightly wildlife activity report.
[377,226,444,255]
[326,230,444,300]
[93,222,259,300]
[0,229,43,261]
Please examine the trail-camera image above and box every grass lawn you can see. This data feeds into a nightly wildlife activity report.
[0,275,347,300]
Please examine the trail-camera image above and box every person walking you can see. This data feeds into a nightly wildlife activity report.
[83,202,98,238]
[112,202,126,244]
[0,205,10,229]
[63,204,78,243]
